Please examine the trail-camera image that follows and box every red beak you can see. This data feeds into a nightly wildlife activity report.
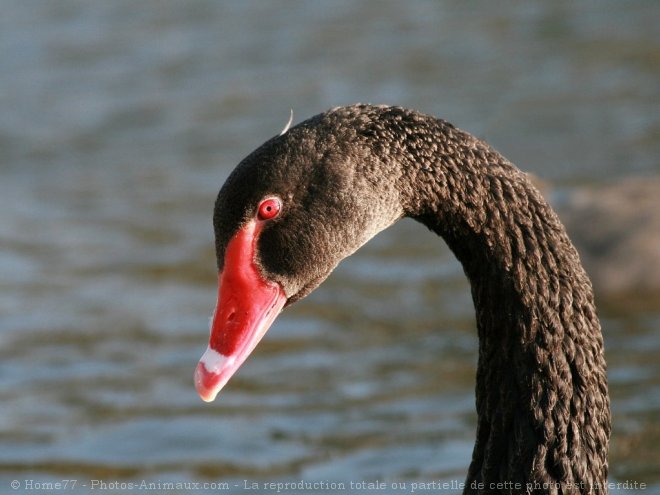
[194,220,287,402]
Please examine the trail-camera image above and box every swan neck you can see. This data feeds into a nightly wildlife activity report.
[362,109,611,490]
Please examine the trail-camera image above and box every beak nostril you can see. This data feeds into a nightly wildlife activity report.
[227,311,236,322]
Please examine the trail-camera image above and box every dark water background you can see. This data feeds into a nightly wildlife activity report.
[1,2,658,494]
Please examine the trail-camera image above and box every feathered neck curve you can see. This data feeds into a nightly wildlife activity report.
[341,105,610,493]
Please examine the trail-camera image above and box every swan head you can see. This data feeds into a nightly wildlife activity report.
[195,107,402,401]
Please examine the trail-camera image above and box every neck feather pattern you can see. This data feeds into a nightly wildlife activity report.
[354,106,610,494]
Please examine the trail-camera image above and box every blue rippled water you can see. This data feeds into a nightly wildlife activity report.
[1,2,658,494]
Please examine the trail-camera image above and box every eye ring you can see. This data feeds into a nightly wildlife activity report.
[257,197,282,221]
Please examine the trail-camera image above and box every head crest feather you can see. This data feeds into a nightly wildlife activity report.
[279,109,294,136]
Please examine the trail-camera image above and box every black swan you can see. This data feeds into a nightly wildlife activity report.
[194,105,610,493]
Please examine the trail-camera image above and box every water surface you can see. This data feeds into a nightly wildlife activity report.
[1,2,658,493]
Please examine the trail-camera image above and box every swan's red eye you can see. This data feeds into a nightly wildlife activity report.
[257,197,282,220]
